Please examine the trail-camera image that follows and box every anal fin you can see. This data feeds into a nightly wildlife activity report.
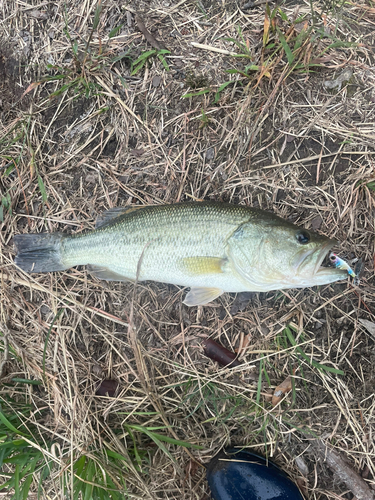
[87,264,131,282]
[183,287,223,307]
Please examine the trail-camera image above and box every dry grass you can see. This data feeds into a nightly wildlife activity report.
[1,0,375,498]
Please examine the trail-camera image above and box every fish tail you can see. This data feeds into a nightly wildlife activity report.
[14,233,67,273]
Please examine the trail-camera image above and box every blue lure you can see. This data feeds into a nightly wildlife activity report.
[329,253,356,278]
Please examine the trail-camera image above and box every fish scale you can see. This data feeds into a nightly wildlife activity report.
[62,204,245,283]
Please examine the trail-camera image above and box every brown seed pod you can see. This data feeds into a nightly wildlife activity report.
[202,338,241,367]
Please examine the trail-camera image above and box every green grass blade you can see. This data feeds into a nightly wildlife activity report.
[38,460,53,499]
[217,81,234,93]
[276,27,294,65]
[133,50,156,64]
[108,24,123,38]
[158,54,170,71]
[105,449,129,462]
[0,439,27,449]
[37,175,48,203]
[318,41,357,56]
[75,454,86,472]
[112,51,131,63]
[225,69,251,78]
[285,326,344,375]
[0,412,27,437]
[127,424,202,449]
[126,427,142,467]
[244,64,259,72]
[11,378,42,385]
[214,80,235,103]
[182,89,210,98]
[222,37,247,52]
[82,459,94,500]
[146,432,201,448]
[72,40,78,56]
[14,464,20,499]
[92,0,102,30]
[278,8,289,22]
[21,456,37,500]
[256,358,263,406]
[293,25,311,51]
[143,431,172,460]
[131,60,146,76]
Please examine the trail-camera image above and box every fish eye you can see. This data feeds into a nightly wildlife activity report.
[296,230,310,245]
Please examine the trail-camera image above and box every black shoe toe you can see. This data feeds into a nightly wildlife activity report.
[206,448,304,500]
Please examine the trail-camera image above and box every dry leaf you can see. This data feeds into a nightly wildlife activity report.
[96,379,119,397]
[256,66,272,86]
[359,319,375,337]
[272,375,292,406]
[263,13,270,46]
[21,81,42,99]
[152,75,161,88]
[28,10,48,20]
[235,333,251,353]
[130,148,145,157]
[184,459,200,481]
[294,455,309,476]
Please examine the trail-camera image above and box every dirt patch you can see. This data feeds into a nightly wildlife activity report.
[0,44,29,113]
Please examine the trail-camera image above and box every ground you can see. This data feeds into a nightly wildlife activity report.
[1,0,375,499]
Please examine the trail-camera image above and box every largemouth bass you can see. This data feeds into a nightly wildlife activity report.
[14,202,348,306]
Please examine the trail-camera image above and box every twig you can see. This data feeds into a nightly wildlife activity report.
[312,440,375,500]
[191,42,237,56]
[135,14,167,50]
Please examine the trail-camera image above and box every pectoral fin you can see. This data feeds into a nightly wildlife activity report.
[87,265,131,282]
[183,287,224,306]
[180,257,227,276]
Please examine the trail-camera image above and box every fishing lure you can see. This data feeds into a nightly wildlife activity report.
[329,253,356,278]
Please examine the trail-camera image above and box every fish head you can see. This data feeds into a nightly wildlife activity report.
[227,217,348,291]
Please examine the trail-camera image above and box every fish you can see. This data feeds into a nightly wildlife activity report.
[329,253,356,278]
[13,202,348,306]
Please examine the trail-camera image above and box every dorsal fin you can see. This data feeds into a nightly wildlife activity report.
[87,264,133,282]
[95,206,147,229]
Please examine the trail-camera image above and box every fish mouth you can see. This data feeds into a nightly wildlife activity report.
[314,241,335,275]
[296,240,346,278]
